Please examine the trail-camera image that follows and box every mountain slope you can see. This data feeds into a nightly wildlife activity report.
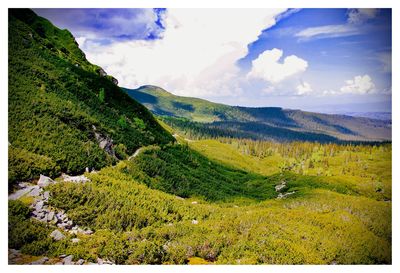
[125,85,391,142]
[8,9,174,186]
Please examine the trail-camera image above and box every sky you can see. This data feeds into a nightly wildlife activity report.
[34,8,392,113]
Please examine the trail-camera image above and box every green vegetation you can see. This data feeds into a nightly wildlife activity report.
[10,141,390,264]
[8,9,173,187]
[126,85,391,142]
[8,9,391,265]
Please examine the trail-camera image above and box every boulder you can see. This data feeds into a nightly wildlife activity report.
[63,255,74,265]
[35,201,44,211]
[50,229,65,241]
[27,186,41,197]
[47,211,55,222]
[43,191,50,199]
[37,175,55,188]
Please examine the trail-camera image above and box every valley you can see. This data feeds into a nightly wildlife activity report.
[7,9,392,265]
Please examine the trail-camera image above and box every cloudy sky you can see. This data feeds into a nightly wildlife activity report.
[34,8,391,113]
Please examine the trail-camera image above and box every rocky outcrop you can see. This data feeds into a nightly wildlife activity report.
[92,125,116,158]
[61,173,90,183]
[37,175,55,188]
[275,180,296,199]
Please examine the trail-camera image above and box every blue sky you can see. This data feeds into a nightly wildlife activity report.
[35,8,391,113]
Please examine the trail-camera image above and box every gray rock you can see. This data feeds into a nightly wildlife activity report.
[55,262,63,265]
[63,255,74,265]
[76,259,85,265]
[50,229,65,241]
[43,191,50,199]
[8,185,37,200]
[37,174,55,188]
[71,238,81,244]
[30,257,49,265]
[84,229,93,235]
[47,211,55,222]
[97,258,103,265]
[27,186,41,197]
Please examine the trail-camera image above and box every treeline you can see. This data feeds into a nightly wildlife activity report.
[161,116,341,143]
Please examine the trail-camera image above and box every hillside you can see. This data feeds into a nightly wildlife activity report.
[8,9,174,187]
[8,9,391,266]
[125,85,391,142]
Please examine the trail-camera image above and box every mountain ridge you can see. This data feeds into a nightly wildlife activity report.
[125,85,391,142]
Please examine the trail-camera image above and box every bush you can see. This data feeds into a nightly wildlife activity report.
[8,147,59,189]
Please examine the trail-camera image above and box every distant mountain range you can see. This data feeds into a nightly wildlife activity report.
[125,85,391,142]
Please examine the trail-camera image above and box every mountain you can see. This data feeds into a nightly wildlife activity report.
[8,9,174,186]
[125,85,391,142]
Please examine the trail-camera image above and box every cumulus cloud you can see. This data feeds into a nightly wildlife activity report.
[77,9,286,97]
[247,48,308,83]
[296,81,313,95]
[347,8,378,24]
[340,75,375,94]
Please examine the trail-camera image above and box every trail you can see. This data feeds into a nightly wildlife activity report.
[128,147,144,160]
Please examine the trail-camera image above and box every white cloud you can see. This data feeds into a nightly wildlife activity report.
[247,48,308,83]
[340,75,375,94]
[295,24,359,40]
[79,9,286,97]
[347,8,378,24]
[296,81,313,95]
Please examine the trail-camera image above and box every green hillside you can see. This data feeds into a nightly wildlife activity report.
[125,85,391,142]
[8,9,174,187]
[8,9,391,266]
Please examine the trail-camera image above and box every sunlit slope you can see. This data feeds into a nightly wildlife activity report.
[8,9,173,186]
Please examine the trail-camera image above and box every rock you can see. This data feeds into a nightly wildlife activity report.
[191,220,198,225]
[76,259,85,265]
[55,262,63,265]
[275,181,286,192]
[37,175,55,188]
[27,186,41,197]
[110,76,118,85]
[30,257,49,265]
[50,229,65,241]
[59,254,67,258]
[71,238,80,244]
[83,229,93,235]
[62,174,90,183]
[43,191,50,199]
[63,255,74,265]
[98,68,107,77]
[47,211,55,222]
[92,126,116,158]
[277,191,296,199]
[72,226,78,230]
[97,258,103,265]
[8,185,37,200]
[37,212,44,218]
